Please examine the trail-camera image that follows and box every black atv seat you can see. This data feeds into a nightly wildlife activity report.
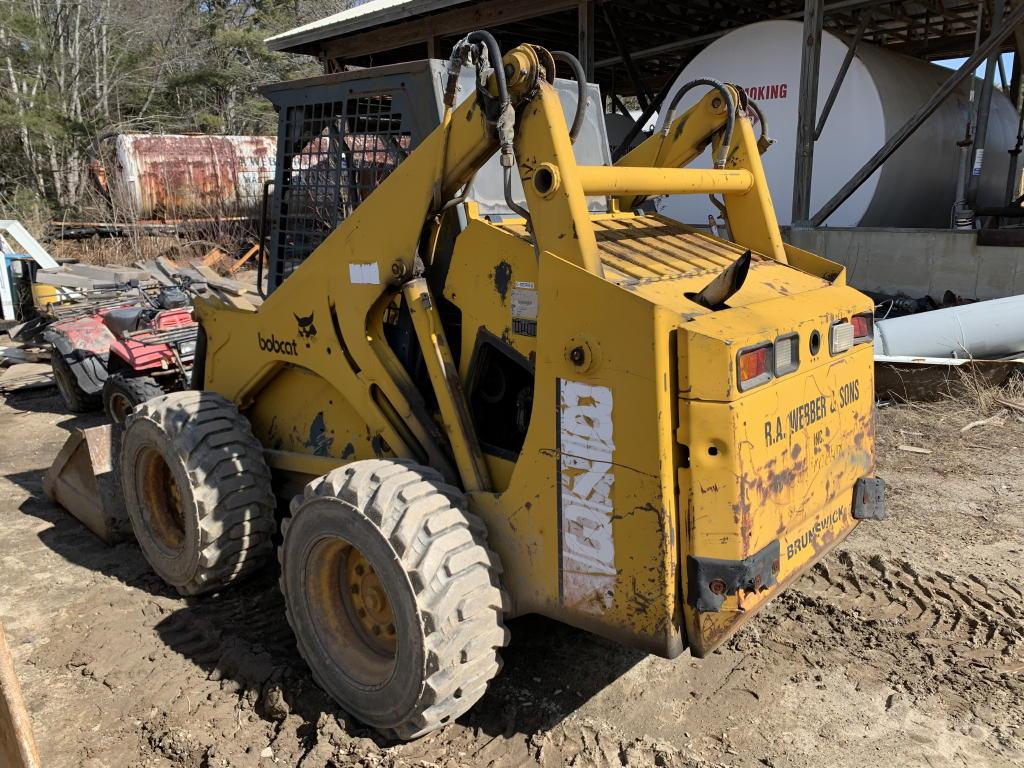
[103,307,150,336]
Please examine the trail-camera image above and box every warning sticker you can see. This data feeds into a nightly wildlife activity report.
[511,281,538,320]
[972,149,985,176]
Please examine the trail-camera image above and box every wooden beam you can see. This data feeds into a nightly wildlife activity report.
[578,0,595,81]
[793,0,824,224]
[601,3,651,109]
[322,0,578,63]
[814,9,871,140]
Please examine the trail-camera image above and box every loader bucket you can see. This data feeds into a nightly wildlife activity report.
[43,424,132,545]
[0,619,41,768]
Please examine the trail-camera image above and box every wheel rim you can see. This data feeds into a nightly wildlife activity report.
[346,548,398,655]
[138,447,186,554]
[306,537,398,687]
[108,391,133,424]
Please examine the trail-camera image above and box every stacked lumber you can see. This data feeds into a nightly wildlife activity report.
[0,333,53,394]
[135,257,263,310]
[35,257,263,314]
[35,263,152,290]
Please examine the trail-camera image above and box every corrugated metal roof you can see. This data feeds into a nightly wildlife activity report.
[266,0,471,52]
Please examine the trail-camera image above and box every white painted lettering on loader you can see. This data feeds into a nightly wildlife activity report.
[558,380,616,613]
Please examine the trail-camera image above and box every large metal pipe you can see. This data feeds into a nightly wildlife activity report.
[874,294,1024,358]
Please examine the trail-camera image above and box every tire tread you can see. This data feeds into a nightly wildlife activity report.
[282,459,508,739]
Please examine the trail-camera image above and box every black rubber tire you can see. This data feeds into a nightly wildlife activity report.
[51,352,101,413]
[281,459,509,740]
[103,373,165,427]
[120,390,276,596]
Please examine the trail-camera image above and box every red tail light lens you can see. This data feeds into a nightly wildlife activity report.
[851,312,873,342]
[738,344,772,390]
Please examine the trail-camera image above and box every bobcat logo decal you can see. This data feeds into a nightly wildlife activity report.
[295,312,317,346]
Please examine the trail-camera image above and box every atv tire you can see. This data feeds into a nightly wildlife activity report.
[103,373,165,427]
[281,459,508,740]
[52,353,101,413]
[120,390,276,596]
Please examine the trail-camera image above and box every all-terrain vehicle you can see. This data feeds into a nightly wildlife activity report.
[45,282,198,424]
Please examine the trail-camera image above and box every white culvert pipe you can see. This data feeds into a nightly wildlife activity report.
[874,294,1024,358]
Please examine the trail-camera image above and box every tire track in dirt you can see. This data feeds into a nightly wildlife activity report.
[772,548,1024,762]
[795,550,1024,672]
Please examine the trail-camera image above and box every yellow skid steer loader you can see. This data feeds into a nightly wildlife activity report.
[116,34,883,739]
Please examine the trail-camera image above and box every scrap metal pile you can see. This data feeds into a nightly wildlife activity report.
[1,256,260,411]
[866,289,1024,400]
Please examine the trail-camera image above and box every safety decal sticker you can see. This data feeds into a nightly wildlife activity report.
[557,379,616,613]
[348,263,381,285]
[511,280,538,337]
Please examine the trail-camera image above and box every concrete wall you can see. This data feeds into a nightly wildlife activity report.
[785,227,1024,300]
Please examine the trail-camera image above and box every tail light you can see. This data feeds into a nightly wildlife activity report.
[738,344,773,391]
[851,312,873,343]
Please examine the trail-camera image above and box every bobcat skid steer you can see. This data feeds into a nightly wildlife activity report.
[116,33,884,739]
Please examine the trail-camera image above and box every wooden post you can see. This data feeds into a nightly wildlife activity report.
[0,620,41,768]
[792,0,824,224]
[966,0,1007,209]
[578,0,595,82]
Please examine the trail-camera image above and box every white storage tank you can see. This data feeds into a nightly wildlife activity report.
[653,20,1019,228]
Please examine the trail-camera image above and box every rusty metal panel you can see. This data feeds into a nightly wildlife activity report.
[42,424,131,545]
[101,134,277,221]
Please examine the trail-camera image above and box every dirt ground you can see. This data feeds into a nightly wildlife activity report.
[1,384,1022,768]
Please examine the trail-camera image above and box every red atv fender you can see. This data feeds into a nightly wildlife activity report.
[108,308,195,373]
[45,310,123,395]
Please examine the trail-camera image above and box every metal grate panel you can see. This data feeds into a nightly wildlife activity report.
[272,97,411,288]
[262,62,447,293]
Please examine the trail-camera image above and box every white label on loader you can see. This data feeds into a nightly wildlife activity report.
[558,379,616,613]
[511,283,538,320]
[349,262,380,285]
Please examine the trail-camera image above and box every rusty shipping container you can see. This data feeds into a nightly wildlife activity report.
[99,134,277,221]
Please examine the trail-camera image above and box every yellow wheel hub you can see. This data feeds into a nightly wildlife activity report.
[345,548,397,655]
[140,448,186,552]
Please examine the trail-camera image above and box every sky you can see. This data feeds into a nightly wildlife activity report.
[937,52,1016,89]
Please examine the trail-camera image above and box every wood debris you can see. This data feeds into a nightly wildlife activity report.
[960,416,1004,433]
[0,363,54,392]
[994,397,1024,415]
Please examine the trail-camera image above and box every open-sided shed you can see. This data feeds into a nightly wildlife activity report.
[266,0,1024,230]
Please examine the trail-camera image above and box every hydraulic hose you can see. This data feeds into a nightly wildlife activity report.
[446,32,531,227]
[745,97,774,155]
[551,50,587,143]
[465,31,508,110]
[661,78,736,168]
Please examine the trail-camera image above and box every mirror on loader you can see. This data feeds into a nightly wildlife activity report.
[106,31,883,741]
